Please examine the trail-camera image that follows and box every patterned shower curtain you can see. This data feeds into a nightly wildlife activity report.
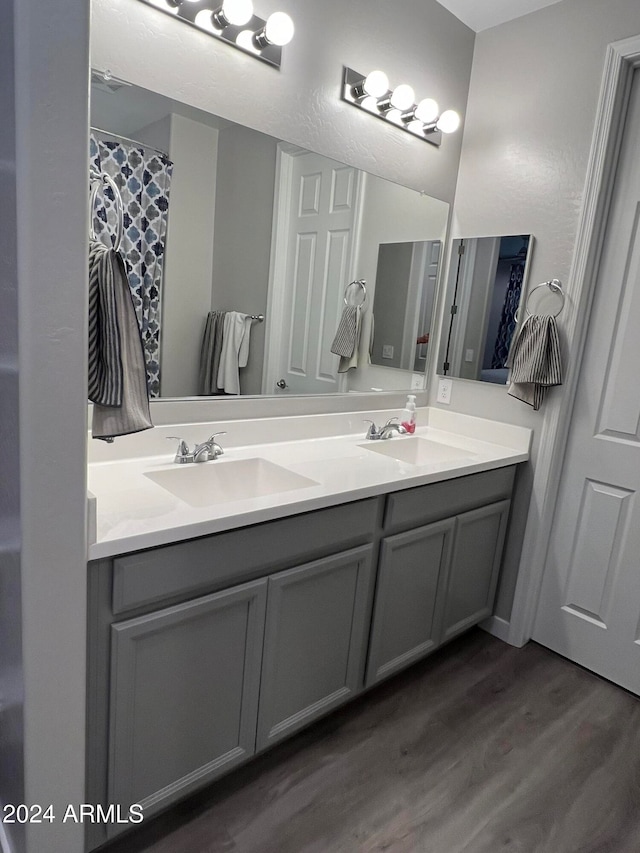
[90,133,173,397]
[491,263,524,369]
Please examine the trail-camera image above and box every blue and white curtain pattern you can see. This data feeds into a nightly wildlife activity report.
[90,133,173,397]
[491,263,524,369]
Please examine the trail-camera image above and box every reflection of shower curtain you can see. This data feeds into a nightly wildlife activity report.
[491,263,524,368]
[90,134,173,397]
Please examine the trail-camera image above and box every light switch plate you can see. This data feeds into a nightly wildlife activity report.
[382,344,394,359]
[465,349,474,363]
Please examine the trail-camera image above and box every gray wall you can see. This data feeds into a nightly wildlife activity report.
[7,0,90,851]
[90,0,474,204]
[0,2,25,851]
[429,0,640,622]
[371,243,414,370]
[212,124,278,396]
[161,114,218,397]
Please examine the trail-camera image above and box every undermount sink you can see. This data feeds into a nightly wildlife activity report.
[145,457,318,507]
[359,436,474,466]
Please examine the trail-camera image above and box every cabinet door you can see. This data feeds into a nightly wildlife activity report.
[256,545,374,750]
[107,578,267,833]
[366,518,455,686]
[440,499,510,643]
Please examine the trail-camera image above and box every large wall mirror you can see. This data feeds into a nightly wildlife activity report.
[90,74,449,400]
[437,234,533,384]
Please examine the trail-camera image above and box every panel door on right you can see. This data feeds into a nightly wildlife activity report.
[440,500,510,643]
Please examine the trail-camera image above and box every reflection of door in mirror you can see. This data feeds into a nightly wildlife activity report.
[439,235,532,384]
[370,241,441,372]
[263,148,362,395]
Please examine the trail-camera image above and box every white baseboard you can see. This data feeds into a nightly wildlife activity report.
[480,614,512,644]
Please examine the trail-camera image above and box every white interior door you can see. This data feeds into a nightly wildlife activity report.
[533,70,640,695]
[264,148,361,394]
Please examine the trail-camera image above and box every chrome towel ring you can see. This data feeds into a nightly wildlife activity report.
[344,279,367,308]
[90,171,125,252]
[516,278,565,321]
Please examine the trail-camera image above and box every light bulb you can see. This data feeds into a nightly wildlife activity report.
[363,70,389,99]
[236,28,261,52]
[414,98,439,124]
[195,10,218,31]
[361,96,379,112]
[408,119,425,135]
[153,0,179,12]
[390,84,415,111]
[221,0,253,25]
[264,11,294,45]
[386,109,404,126]
[437,109,461,134]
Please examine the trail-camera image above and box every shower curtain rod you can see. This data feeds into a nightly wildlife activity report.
[91,126,169,159]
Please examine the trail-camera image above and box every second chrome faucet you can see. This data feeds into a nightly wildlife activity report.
[167,432,226,463]
[364,419,407,441]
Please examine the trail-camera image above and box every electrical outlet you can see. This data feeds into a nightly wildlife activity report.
[465,348,474,363]
[382,344,394,359]
[411,373,424,390]
[437,378,452,405]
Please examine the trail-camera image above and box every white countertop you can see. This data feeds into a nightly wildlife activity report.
[87,408,531,560]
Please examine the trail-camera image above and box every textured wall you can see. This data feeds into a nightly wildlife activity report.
[90,0,475,203]
[433,0,640,622]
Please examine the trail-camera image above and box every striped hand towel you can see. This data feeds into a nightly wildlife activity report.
[88,240,122,407]
[331,305,358,357]
[91,246,153,440]
[506,314,562,410]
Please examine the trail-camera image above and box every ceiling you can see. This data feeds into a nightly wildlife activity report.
[436,0,566,32]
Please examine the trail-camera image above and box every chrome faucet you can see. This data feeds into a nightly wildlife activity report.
[364,418,407,440]
[167,432,226,463]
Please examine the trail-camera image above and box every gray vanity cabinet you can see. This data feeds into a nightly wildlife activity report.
[365,467,515,687]
[107,579,267,834]
[256,545,374,750]
[439,500,510,643]
[366,520,454,686]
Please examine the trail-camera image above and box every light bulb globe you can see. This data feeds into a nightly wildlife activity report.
[264,11,294,45]
[221,0,253,25]
[363,70,389,99]
[414,98,439,124]
[437,109,461,134]
[390,84,415,111]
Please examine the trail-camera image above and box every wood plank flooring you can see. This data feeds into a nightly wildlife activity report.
[102,630,640,853]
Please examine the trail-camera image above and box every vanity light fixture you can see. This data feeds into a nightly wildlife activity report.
[341,67,462,147]
[136,0,294,68]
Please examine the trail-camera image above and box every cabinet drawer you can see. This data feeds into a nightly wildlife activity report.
[384,466,515,533]
[112,498,379,615]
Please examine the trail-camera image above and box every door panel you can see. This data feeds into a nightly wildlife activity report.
[533,71,640,695]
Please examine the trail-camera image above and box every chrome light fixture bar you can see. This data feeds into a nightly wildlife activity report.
[341,67,462,147]
[137,0,294,69]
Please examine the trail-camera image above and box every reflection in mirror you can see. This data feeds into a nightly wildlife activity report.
[90,75,449,400]
[438,234,533,384]
[370,241,440,373]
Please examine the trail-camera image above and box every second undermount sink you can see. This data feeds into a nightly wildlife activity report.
[145,457,318,507]
[360,436,474,466]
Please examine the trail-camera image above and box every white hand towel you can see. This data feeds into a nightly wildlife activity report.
[217,312,252,395]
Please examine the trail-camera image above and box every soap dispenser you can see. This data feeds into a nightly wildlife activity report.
[401,395,417,434]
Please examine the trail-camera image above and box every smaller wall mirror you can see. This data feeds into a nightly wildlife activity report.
[438,234,533,384]
[370,240,441,374]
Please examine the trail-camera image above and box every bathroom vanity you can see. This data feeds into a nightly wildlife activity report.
[85,409,530,849]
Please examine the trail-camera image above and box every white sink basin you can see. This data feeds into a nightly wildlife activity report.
[359,436,473,466]
[145,457,318,507]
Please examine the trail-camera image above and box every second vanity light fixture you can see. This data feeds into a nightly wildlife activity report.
[138,0,294,68]
[342,68,461,146]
